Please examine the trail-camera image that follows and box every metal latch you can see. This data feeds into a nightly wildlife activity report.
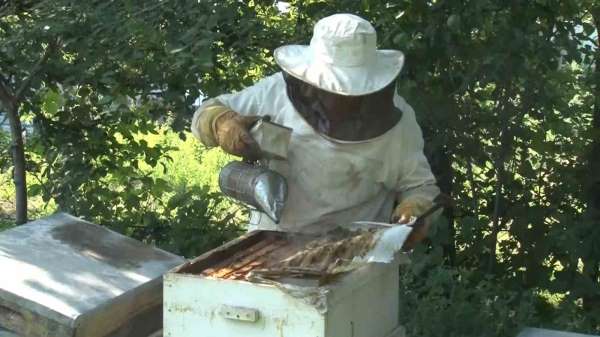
[218,305,260,323]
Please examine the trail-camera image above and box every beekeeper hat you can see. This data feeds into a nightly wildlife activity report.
[274,13,405,96]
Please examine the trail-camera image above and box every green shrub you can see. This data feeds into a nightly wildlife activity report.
[399,249,539,337]
[0,218,13,231]
[0,130,9,172]
[155,184,245,257]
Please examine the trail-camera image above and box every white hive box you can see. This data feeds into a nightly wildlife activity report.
[0,213,185,337]
[164,230,407,337]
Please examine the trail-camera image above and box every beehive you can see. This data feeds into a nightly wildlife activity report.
[0,213,184,337]
[164,229,408,337]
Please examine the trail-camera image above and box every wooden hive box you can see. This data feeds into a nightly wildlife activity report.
[164,230,409,337]
[0,213,184,337]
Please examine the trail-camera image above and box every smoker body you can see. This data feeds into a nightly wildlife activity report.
[0,213,185,337]
[164,230,407,337]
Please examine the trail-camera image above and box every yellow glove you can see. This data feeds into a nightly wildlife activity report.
[213,110,261,160]
[391,197,433,249]
[193,101,261,160]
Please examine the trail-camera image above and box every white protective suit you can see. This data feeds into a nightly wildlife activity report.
[192,72,440,234]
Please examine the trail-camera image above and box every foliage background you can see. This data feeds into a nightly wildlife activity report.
[1,0,599,336]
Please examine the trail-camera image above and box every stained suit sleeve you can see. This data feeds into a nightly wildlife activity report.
[394,96,440,204]
[191,73,282,145]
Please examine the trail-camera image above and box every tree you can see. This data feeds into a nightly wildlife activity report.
[0,73,28,224]
[581,3,600,310]
[0,0,277,252]
[0,1,57,223]
[0,0,275,225]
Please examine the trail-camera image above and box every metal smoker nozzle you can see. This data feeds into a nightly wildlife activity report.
[219,161,288,223]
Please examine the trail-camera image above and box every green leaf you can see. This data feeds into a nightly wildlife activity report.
[27,184,43,197]
[42,89,64,115]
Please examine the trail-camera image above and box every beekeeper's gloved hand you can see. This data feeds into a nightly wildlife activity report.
[214,110,262,160]
[192,101,261,160]
[391,197,433,249]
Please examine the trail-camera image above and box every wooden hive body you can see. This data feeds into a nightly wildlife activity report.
[164,230,407,337]
[0,213,185,337]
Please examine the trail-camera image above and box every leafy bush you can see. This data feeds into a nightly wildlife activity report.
[399,249,539,337]
[0,130,9,171]
[0,219,12,231]
[1,130,15,226]
[155,185,244,257]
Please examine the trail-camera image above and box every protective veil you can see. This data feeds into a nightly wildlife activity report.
[282,72,402,142]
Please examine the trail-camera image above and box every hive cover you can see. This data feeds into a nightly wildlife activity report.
[0,213,184,336]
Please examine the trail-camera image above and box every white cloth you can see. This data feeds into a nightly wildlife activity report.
[197,72,439,234]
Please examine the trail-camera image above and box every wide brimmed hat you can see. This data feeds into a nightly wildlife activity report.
[274,13,405,96]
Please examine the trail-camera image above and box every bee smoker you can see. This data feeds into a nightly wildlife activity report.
[218,119,292,223]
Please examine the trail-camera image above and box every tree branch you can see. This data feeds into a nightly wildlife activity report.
[14,39,56,102]
[0,0,39,18]
[131,1,169,18]
[488,85,513,273]
[0,74,16,110]
[0,0,10,18]
[3,87,27,224]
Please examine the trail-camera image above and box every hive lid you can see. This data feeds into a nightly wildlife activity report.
[0,213,184,329]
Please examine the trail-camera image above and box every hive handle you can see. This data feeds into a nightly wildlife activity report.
[218,305,260,323]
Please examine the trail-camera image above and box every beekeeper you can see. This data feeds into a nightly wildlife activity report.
[192,13,440,246]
